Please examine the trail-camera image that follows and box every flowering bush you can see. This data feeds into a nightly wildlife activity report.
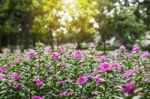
[0,43,150,98]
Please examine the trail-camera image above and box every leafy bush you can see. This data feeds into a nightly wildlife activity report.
[0,43,150,99]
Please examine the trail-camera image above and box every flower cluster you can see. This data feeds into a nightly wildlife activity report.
[0,43,149,98]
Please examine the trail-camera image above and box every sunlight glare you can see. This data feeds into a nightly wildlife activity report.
[63,0,76,4]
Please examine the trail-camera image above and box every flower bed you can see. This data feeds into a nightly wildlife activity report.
[0,43,150,98]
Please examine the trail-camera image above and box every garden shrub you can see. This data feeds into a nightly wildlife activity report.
[0,43,150,99]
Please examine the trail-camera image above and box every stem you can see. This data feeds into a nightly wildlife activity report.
[80,85,83,98]
[104,84,107,97]
[53,61,57,88]
[104,72,108,98]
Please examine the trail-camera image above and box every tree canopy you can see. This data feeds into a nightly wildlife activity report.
[0,0,149,49]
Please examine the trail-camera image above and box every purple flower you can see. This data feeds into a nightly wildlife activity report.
[124,52,131,59]
[112,62,122,69]
[119,45,126,50]
[93,66,101,73]
[27,50,36,57]
[110,50,119,57]
[99,55,107,62]
[122,81,136,94]
[14,59,23,64]
[83,73,92,79]
[32,96,44,99]
[13,81,22,88]
[50,53,60,61]
[57,80,65,85]
[95,75,104,84]
[9,73,23,79]
[3,48,10,53]
[60,91,74,96]
[96,51,103,57]
[140,51,149,60]
[77,75,88,84]
[133,66,140,73]
[60,62,66,68]
[66,91,74,96]
[93,63,111,73]
[33,77,43,87]
[44,64,50,68]
[67,43,76,49]
[0,73,4,80]
[132,44,140,53]
[99,63,111,72]
[54,46,64,52]
[91,90,99,95]
[0,65,8,73]
[72,50,83,59]
[123,70,133,78]
[60,91,67,96]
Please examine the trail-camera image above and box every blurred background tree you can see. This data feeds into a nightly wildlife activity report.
[0,0,149,51]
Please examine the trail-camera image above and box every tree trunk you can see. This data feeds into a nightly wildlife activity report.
[77,42,81,49]
[103,35,106,55]
[0,34,2,52]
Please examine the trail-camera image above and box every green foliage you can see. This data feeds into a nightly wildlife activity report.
[114,6,147,45]
[0,44,150,98]
[0,0,149,49]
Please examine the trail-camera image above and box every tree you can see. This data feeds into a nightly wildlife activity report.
[31,0,98,49]
[113,2,146,46]
[0,0,33,50]
[93,0,114,52]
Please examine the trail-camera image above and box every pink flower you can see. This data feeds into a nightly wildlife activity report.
[93,66,101,73]
[66,91,74,96]
[0,65,8,73]
[32,96,44,99]
[96,51,103,57]
[27,50,36,57]
[133,66,140,73]
[60,62,66,68]
[12,81,22,88]
[99,63,111,72]
[132,44,140,53]
[14,59,23,64]
[54,46,64,52]
[122,81,136,94]
[95,75,104,84]
[60,91,67,96]
[123,70,133,78]
[57,80,65,85]
[110,50,119,57]
[44,64,50,68]
[72,50,83,59]
[112,62,122,69]
[33,77,43,87]
[77,75,88,84]
[93,63,111,73]
[50,53,60,61]
[9,73,23,79]
[147,64,150,68]
[99,55,107,62]
[119,45,126,50]
[83,73,92,78]
[91,90,99,95]
[140,51,149,60]
[3,48,10,53]
[60,90,74,96]
[67,43,76,49]
[0,73,4,80]
[124,52,131,59]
